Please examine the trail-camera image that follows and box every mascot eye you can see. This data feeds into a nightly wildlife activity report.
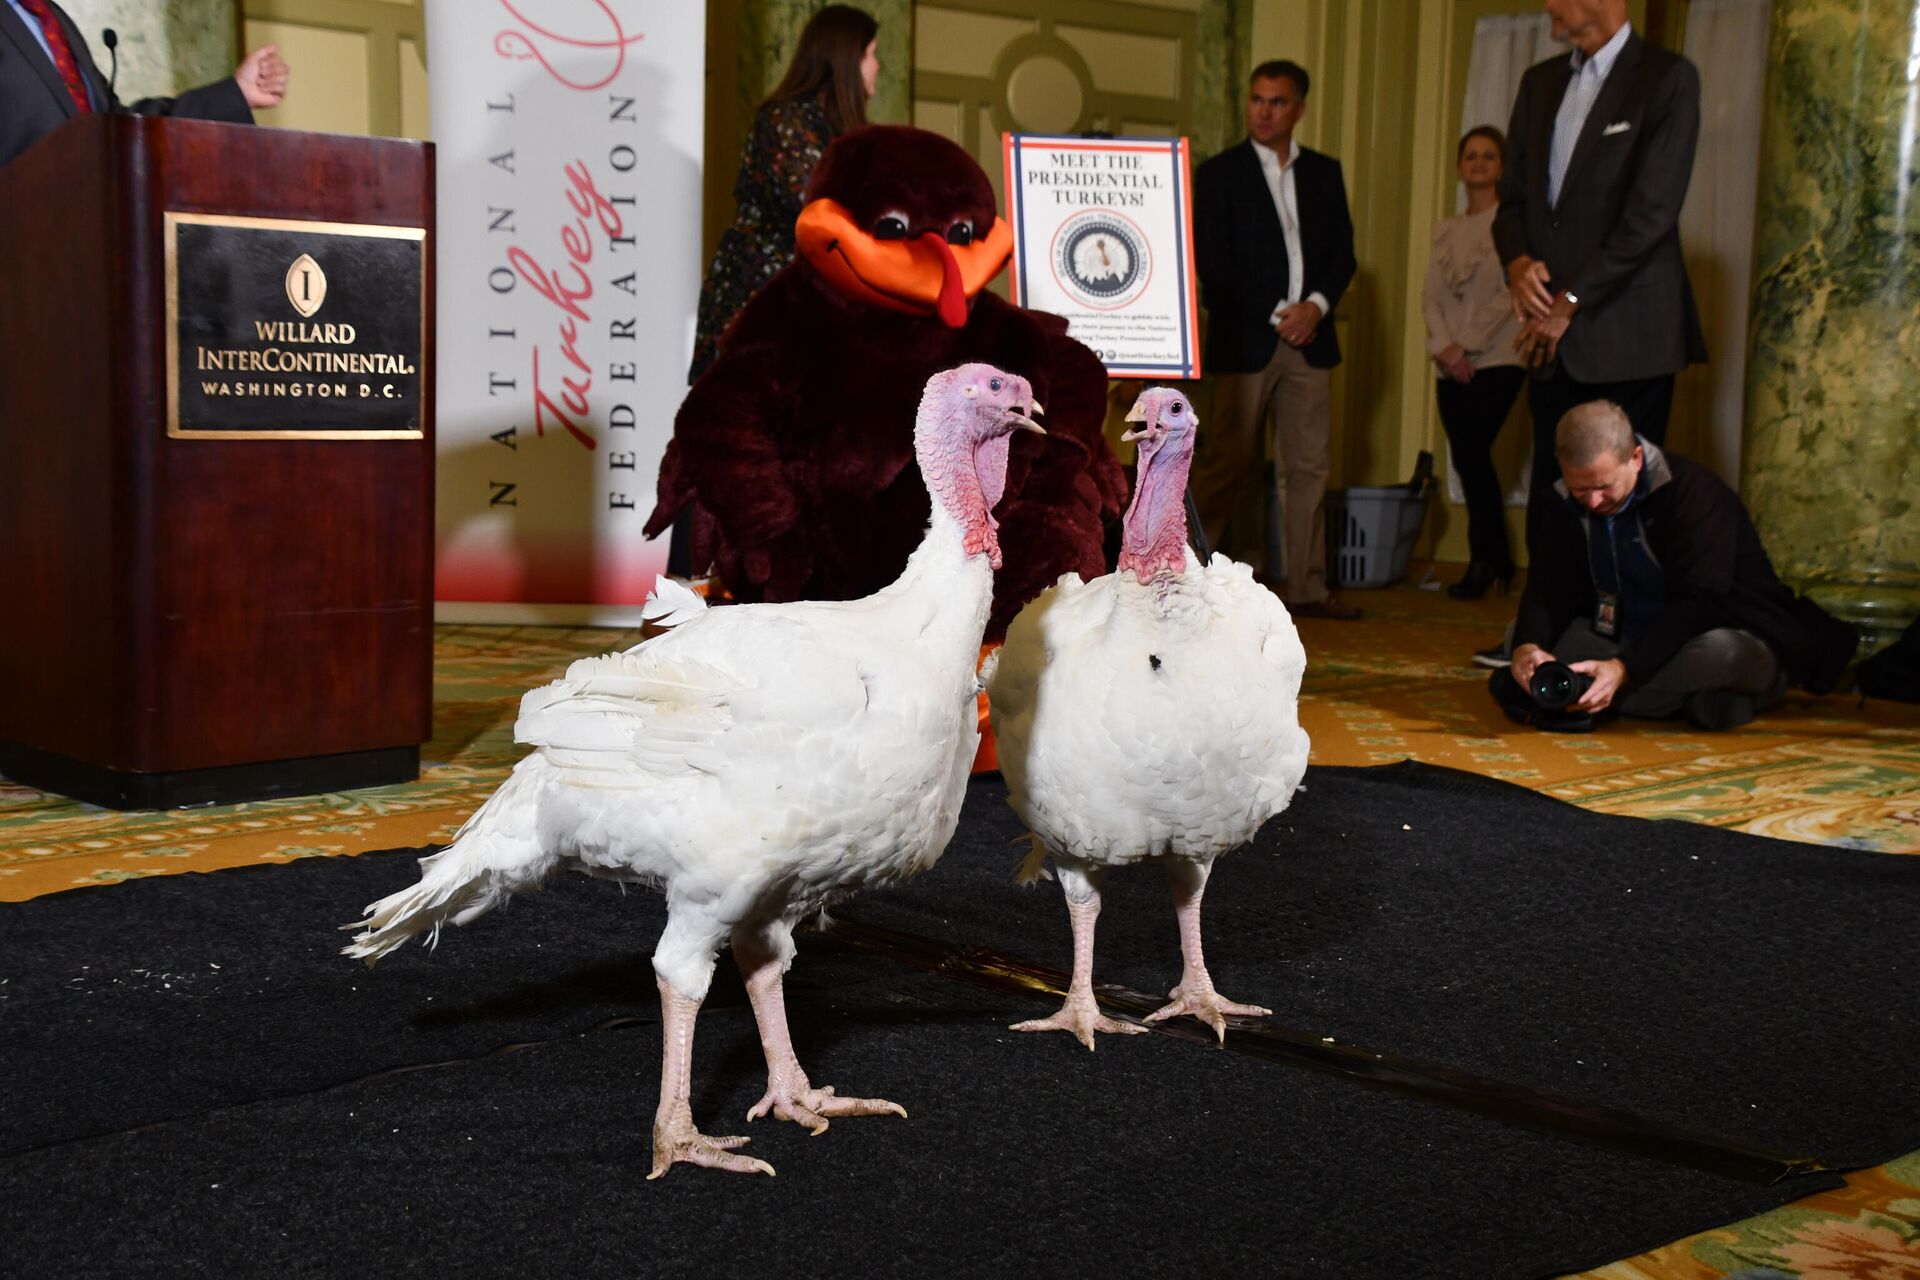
[990,378,1003,392]
[873,215,909,240]
[947,222,974,246]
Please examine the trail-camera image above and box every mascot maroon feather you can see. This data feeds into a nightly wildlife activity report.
[643,125,1125,639]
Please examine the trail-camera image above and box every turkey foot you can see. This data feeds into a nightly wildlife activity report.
[747,1076,907,1134]
[650,1105,772,1179]
[1144,980,1272,1043]
[1011,990,1147,1051]
[648,979,773,1178]
[1013,887,1141,1049]
[738,946,906,1135]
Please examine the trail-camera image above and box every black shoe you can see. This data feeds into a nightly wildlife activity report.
[1447,561,1515,600]
[1534,709,1596,733]
[1686,689,1757,732]
[1472,644,1511,669]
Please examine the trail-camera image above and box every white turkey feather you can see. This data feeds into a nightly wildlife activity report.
[988,549,1309,870]
[635,574,709,632]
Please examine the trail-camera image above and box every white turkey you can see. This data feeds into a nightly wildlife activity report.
[985,385,1310,1048]
[344,363,1044,1177]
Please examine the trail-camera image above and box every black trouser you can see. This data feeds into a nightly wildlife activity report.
[1489,619,1785,724]
[1435,365,1526,572]
[1524,368,1674,557]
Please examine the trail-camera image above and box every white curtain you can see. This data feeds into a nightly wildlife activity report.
[1458,13,1563,213]
[1444,14,1562,506]
[1677,0,1771,484]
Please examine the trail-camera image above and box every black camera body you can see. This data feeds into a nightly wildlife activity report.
[1529,660,1594,711]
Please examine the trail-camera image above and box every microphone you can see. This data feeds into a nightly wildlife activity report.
[102,28,118,99]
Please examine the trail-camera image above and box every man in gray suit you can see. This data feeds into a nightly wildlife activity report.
[1494,0,1707,560]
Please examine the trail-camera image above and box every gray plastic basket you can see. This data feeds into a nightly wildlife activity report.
[1325,461,1434,589]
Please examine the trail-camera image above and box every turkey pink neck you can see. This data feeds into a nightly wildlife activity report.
[1118,434,1194,580]
[915,404,1008,570]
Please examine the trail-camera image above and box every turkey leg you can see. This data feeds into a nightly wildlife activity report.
[1010,863,1147,1050]
[648,976,773,1178]
[1144,858,1272,1043]
[736,941,907,1133]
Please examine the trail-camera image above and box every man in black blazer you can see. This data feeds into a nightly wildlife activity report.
[1,0,289,170]
[1191,59,1360,619]
[1494,0,1706,558]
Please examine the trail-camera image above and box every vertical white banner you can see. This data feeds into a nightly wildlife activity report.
[428,0,704,622]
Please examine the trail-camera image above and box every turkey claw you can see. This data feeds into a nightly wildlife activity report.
[1144,985,1272,1043]
[1011,993,1148,1051]
[748,1083,907,1133]
[649,1123,773,1179]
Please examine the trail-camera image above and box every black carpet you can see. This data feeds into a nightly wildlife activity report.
[3,763,1916,1278]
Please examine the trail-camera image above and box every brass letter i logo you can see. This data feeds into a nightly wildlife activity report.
[286,253,327,318]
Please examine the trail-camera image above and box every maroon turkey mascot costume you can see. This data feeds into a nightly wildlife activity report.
[643,125,1125,640]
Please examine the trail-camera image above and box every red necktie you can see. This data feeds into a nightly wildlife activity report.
[17,0,93,114]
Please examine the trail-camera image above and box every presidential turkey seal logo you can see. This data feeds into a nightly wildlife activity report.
[1050,211,1151,311]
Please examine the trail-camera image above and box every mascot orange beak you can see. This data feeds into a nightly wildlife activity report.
[796,198,1014,328]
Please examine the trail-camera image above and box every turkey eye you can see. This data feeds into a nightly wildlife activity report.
[990,378,1003,391]
[947,222,974,246]
[1171,403,1184,416]
[874,215,908,240]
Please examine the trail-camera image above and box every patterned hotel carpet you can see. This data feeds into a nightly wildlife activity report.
[4,569,1918,1279]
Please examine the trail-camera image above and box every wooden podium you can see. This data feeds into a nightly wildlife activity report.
[0,116,435,809]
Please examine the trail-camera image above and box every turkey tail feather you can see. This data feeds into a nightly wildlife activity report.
[341,761,555,964]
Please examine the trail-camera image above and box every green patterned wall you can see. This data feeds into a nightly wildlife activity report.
[64,0,238,105]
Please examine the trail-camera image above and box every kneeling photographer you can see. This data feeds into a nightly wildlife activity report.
[1490,401,1856,733]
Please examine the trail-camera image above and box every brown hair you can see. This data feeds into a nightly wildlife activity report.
[767,5,879,138]
[1457,125,1506,163]
[1251,59,1310,98]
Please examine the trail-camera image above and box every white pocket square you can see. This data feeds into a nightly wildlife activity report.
[1602,120,1631,136]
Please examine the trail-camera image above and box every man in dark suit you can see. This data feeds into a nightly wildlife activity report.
[1494,0,1706,559]
[1,0,289,169]
[1191,59,1360,619]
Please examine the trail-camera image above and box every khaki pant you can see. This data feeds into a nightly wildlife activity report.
[1189,340,1332,605]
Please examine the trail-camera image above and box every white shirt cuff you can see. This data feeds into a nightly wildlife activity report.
[1272,293,1331,327]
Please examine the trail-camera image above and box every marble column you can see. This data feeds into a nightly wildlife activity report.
[1743,0,1920,644]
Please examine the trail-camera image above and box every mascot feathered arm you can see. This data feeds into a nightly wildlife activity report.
[642,339,814,595]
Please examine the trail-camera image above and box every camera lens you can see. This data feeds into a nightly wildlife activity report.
[1529,660,1590,710]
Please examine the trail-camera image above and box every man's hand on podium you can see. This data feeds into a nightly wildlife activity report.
[235,44,290,111]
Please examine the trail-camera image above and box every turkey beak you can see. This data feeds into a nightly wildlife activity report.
[1008,402,1045,435]
[1121,414,1154,444]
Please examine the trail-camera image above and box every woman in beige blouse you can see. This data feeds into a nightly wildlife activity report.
[1422,126,1526,599]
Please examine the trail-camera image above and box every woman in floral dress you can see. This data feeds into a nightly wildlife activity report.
[687,5,879,382]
